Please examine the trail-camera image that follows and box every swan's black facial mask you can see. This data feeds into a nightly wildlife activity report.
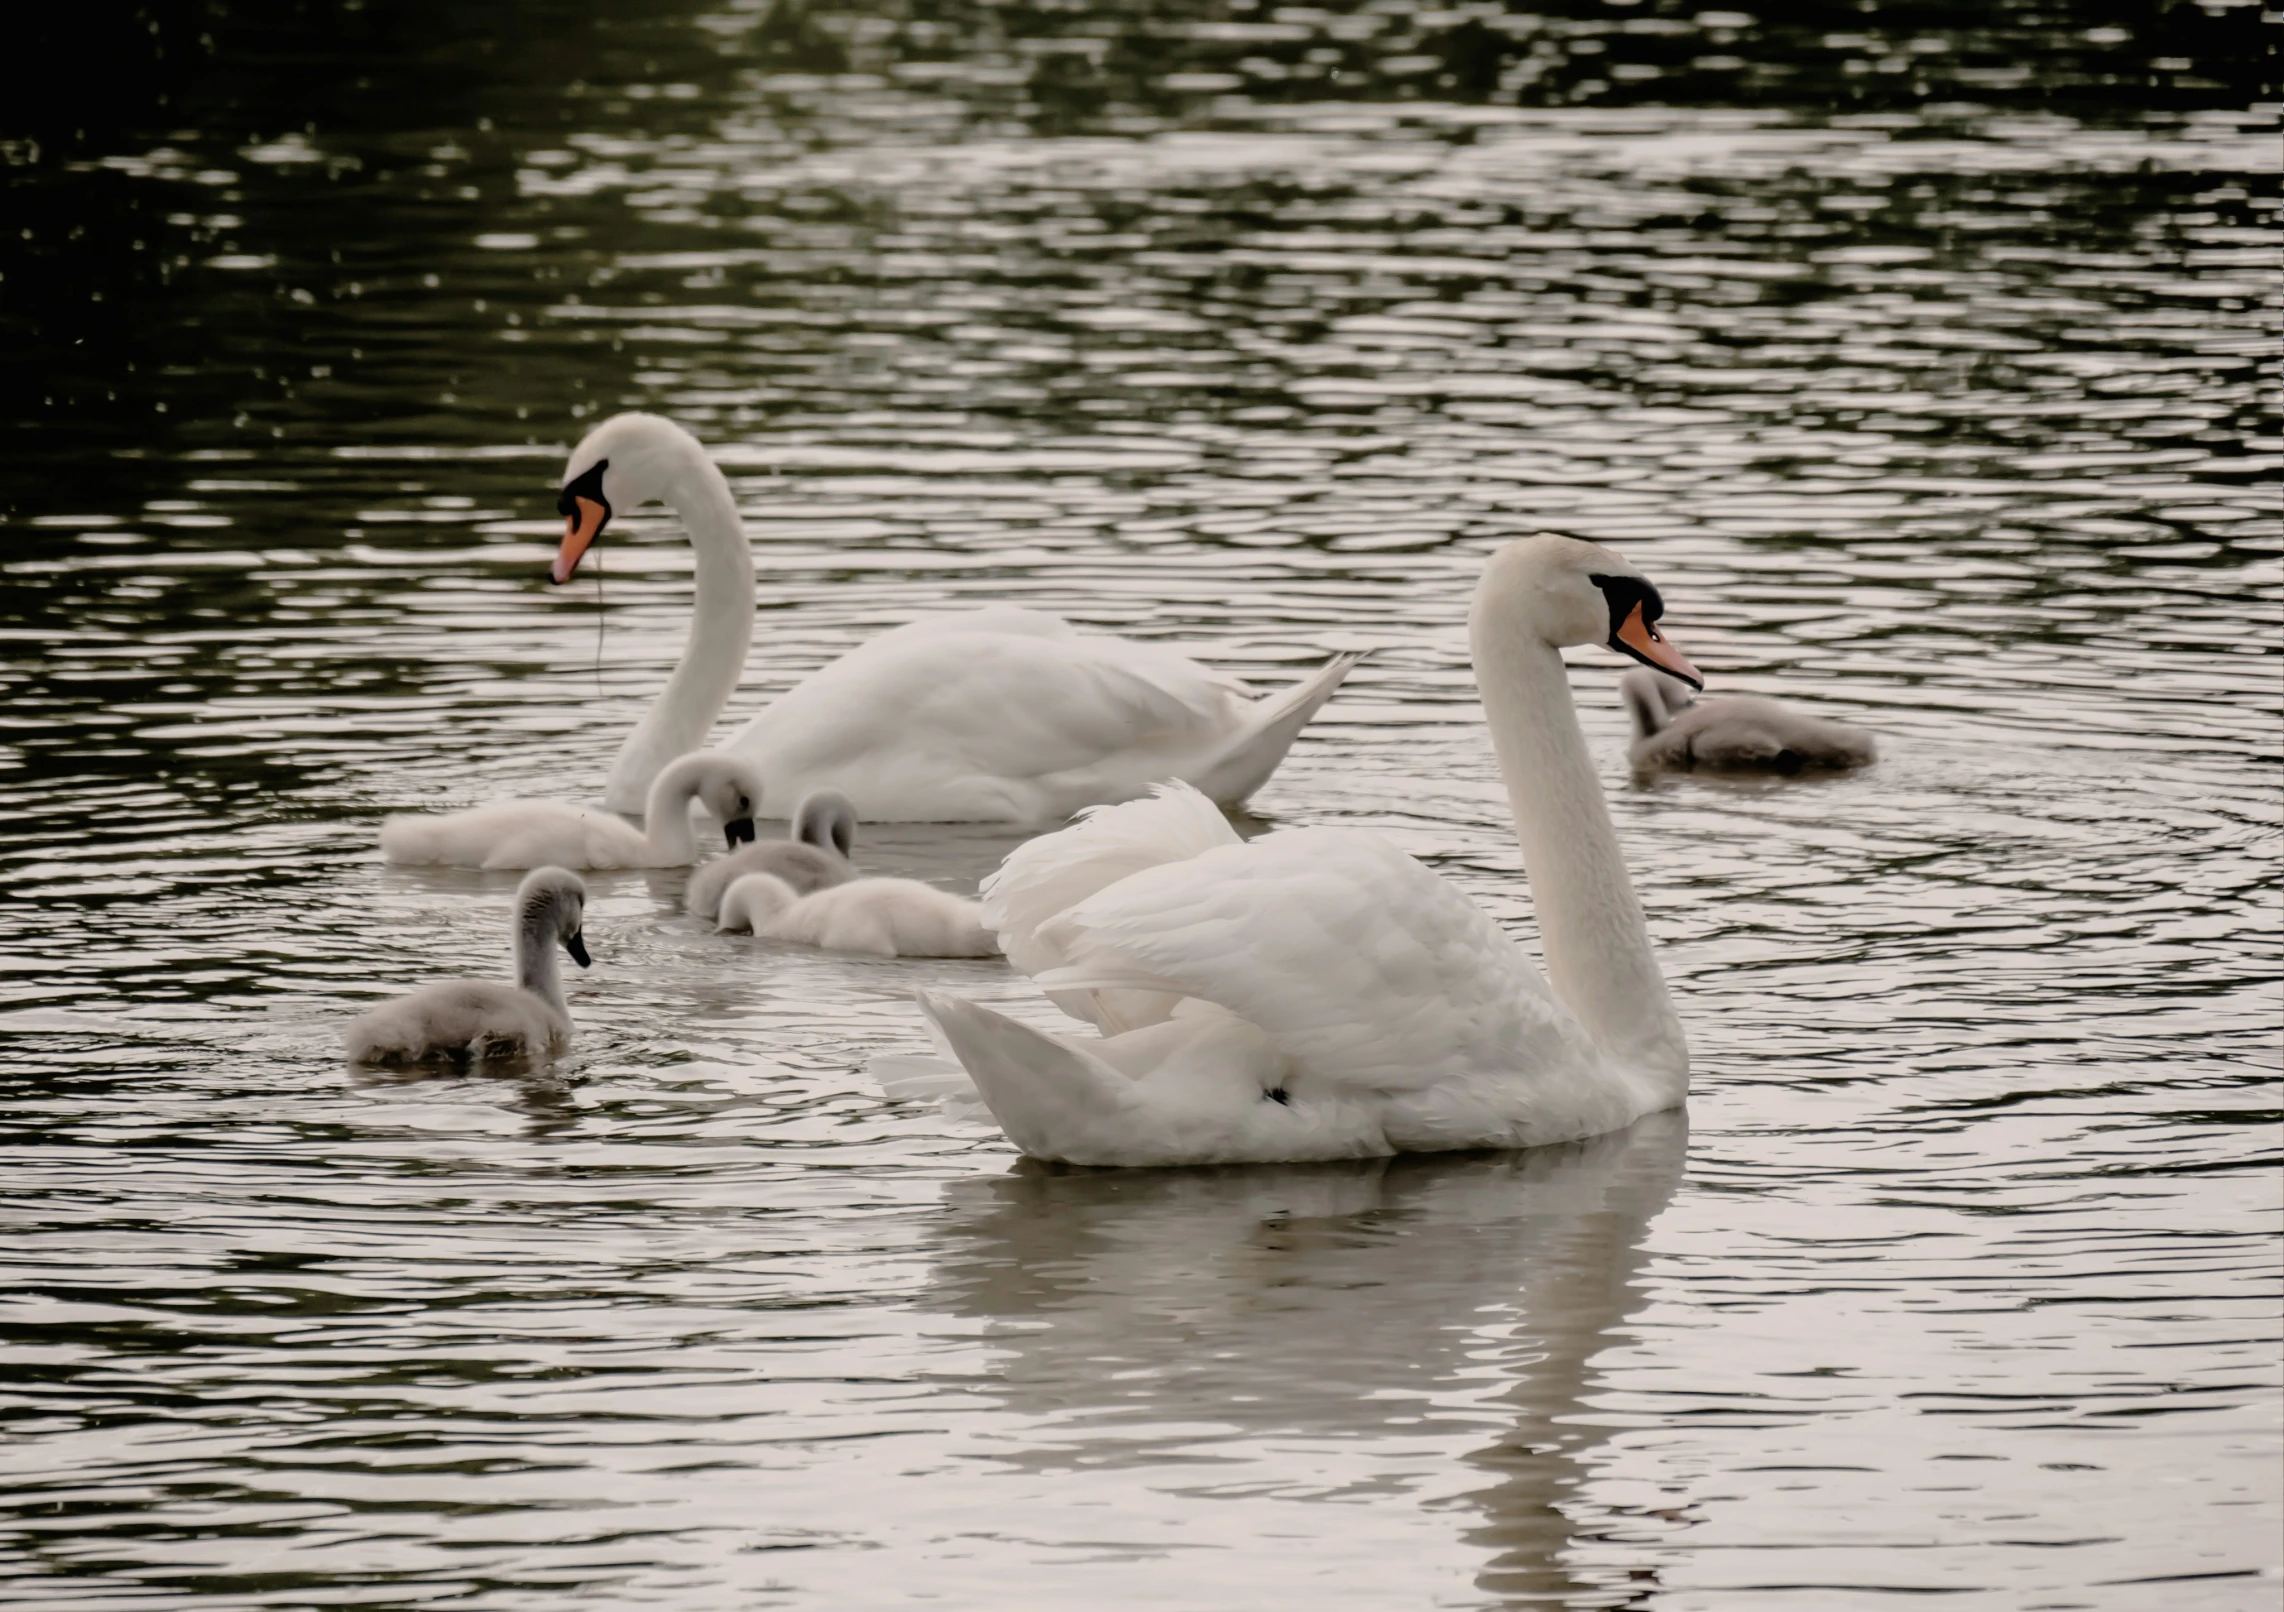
[565,929,592,968]
[723,816,756,849]
[1589,572,1703,690]
[552,459,611,585]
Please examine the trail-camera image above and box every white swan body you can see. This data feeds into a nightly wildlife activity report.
[551,413,1361,821]
[346,867,591,1062]
[890,534,1703,1167]
[719,872,999,959]
[1621,667,1876,771]
[380,751,765,870]
[684,789,858,922]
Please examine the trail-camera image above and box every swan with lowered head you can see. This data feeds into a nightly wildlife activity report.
[883,533,1702,1167]
[1621,666,1875,772]
[347,866,592,1063]
[719,870,999,959]
[684,788,858,922]
[550,412,1362,823]
[379,751,765,870]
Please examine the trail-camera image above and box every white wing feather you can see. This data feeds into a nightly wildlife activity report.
[982,782,1241,1031]
[983,781,1241,972]
[731,616,1246,812]
[1031,827,1590,1096]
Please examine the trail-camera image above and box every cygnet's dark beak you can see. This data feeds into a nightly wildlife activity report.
[565,930,592,968]
[723,817,756,848]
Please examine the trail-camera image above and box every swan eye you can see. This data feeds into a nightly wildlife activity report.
[1586,572,1668,643]
[556,458,610,518]
[1593,571,1702,690]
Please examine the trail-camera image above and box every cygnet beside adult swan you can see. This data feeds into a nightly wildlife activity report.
[1620,667,1875,772]
[719,871,998,959]
[684,788,858,922]
[550,412,1362,822]
[886,534,1702,1167]
[379,751,765,870]
[346,867,592,1063]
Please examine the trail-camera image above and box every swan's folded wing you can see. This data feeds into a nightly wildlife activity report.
[738,627,1245,787]
[982,782,1241,1031]
[984,781,1242,971]
[1034,827,1583,1095]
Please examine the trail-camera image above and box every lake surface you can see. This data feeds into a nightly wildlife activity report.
[2,2,2278,1606]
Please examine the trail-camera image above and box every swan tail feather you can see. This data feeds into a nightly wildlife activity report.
[868,1050,997,1124]
[870,1051,970,1100]
[1186,651,1363,807]
[912,990,1138,1161]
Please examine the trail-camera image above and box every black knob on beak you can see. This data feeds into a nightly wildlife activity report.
[723,816,756,848]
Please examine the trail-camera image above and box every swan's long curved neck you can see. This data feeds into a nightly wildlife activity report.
[638,758,708,863]
[603,453,755,813]
[515,902,568,1013]
[1471,603,1687,1095]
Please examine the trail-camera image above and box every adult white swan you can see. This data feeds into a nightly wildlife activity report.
[550,412,1361,822]
[886,533,1702,1167]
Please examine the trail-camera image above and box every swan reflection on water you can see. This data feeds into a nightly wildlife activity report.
[924,1110,1688,1602]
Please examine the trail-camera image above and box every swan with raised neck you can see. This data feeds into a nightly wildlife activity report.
[1471,537,1689,1078]
[550,412,1361,823]
[554,413,755,813]
[888,532,1704,1166]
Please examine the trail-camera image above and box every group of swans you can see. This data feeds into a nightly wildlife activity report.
[359,412,1359,1055]
[353,413,1875,1164]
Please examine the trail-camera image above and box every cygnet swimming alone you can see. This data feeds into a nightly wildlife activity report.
[1621,667,1876,772]
[346,866,592,1063]
[685,788,859,921]
[380,752,765,869]
[717,871,999,959]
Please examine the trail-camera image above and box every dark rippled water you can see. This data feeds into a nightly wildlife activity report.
[3,2,2278,1606]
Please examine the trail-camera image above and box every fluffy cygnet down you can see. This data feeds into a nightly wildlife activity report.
[380,752,764,870]
[346,866,592,1063]
[685,789,859,921]
[1621,667,1876,772]
[717,871,999,959]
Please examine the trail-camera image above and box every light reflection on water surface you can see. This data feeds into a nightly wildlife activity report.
[1,2,2277,1606]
